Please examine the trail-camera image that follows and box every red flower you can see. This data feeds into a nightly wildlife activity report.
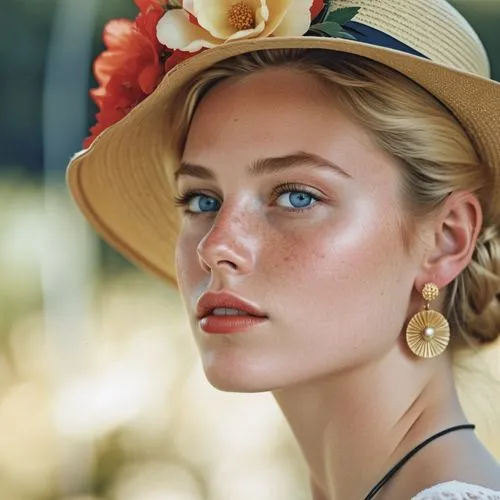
[310,0,325,20]
[84,6,166,147]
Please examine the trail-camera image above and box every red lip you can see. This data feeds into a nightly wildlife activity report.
[200,315,268,335]
[196,291,267,320]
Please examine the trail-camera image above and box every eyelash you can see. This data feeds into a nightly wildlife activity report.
[174,182,322,215]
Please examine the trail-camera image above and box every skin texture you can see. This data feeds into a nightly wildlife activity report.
[174,67,500,499]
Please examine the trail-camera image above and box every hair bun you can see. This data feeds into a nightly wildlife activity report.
[458,224,500,344]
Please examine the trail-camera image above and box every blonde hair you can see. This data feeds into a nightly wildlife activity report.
[167,49,500,348]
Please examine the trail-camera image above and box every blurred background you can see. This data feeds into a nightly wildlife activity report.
[0,1,499,499]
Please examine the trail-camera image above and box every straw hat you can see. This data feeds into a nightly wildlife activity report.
[66,0,500,286]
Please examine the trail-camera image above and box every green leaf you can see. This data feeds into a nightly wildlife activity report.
[326,7,360,26]
[307,20,358,40]
[309,21,344,37]
[315,0,333,23]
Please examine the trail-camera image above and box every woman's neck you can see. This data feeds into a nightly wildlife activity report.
[272,346,466,500]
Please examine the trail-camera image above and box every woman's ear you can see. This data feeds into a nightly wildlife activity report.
[417,191,483,289]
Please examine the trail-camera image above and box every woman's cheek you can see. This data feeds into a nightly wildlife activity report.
[176,230,203,286]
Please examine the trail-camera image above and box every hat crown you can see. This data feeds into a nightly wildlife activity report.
[334,0,490,77]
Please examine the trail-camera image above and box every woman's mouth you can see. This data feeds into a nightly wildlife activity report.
[196,292,269,334]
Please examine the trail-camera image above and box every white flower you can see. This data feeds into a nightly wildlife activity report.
[157,0,314,53]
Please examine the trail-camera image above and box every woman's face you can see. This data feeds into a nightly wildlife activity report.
[175,67,422,392]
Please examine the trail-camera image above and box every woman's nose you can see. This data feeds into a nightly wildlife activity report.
[196,206,257,276]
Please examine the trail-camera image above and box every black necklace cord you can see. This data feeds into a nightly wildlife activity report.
[363,423,476,500]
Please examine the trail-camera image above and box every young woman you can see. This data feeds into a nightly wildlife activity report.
[67,0,500,498]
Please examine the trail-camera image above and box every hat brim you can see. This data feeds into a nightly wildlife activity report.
[66,36,500,286]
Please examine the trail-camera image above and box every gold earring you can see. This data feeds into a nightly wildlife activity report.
[406,283,450,358]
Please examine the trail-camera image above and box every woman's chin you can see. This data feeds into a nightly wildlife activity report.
[200,352,281,393]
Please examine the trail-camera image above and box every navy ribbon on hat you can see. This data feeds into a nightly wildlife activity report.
[343,21,429,60]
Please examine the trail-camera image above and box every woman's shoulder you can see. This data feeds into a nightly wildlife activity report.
[411,481,500,499]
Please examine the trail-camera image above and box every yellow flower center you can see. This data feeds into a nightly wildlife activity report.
[228,2,255,31]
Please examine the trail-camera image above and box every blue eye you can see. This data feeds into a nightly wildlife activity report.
[276,191,317,209]
[188,194,220,213]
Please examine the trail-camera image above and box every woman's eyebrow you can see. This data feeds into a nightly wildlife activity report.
[250,152,352,179]
[175,151,352,181]
[174,162,214,181]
